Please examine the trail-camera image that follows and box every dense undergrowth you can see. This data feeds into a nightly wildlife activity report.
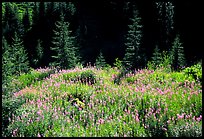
[2,64,202,137]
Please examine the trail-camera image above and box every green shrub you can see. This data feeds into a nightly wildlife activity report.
[2,96,25,137]
[147,61,156,70]
[62,72,81,82]
[126,76,136,84]
[147,51,172,72]
[114,58,123,70]
[151,45,162,69]
[2,68,56,137]
[183,64,202,82]
[159,51,172,72]
[168,121,202,137]
[96,50,107,69]
[9,68,55,93]
[80,70,96,85]
[113,69,128,85]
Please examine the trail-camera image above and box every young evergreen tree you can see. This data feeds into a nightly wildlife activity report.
[11,32,30,75]
[95,50,106,68]
[2,36,14,88]
[170,34,186,70]
[123,9,143,69]
[50,14,79,69]
[151,45,162,67]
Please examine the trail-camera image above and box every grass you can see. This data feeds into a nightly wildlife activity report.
[2,65,202,137]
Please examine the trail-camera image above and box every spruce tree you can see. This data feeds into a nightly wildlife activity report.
[11,32,30,75]
[2,36,14,88]
[170,34,186,70]
[96,50,106,68]
[151,45,162,67]
[50,14,78,69]
[123,9,143,69]
[3,3,23,43]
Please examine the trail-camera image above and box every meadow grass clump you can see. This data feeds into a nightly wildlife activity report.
[3,65,202,137]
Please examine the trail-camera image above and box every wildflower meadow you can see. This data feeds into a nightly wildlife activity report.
[2,65,202,137]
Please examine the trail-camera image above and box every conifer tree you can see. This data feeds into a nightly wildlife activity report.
[3,3,23,43]
[11,32,30,75]
[2,36,14,87]
[96,50,106,68]
[170,34,186,70]
[151,45,162,67]
[50,14,79,69]
[123,9,143,69]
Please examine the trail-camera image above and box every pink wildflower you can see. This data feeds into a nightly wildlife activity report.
[135,116,140,122]
[37,110,42,115]
[98,118,105,124]
[37,133,41,137]
[162,127,167,132]
[177,113,184,120]
[13,128,18,137]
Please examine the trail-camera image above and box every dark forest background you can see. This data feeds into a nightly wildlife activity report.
[2,1,202,70]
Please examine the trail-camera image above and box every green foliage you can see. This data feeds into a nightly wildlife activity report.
[2,96,25,137]
[123,9,144,69]
[80,70,96,85]
[4,68,55,96]
[2,37,14,89]
[50,14,79,69]
[168,121,202,137]
[103,64,112,72]
[170,34,186,70]
[147,51,172,72]
[159,51,172,72]
[126,76,136,84]
[183,63,202,82]
[3,66,202,137]
[62,69,97,85]
[3,2,24,41]
[1,1,202,137]
[147,61,155,70]
[113,58,123,70]
[113,69,129,85]
[2,68,56,137]
[11,32,30,75]
[62,71,81,82]
[151,45,162,67]
[2,32,30,94]
[96,50,107,69]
